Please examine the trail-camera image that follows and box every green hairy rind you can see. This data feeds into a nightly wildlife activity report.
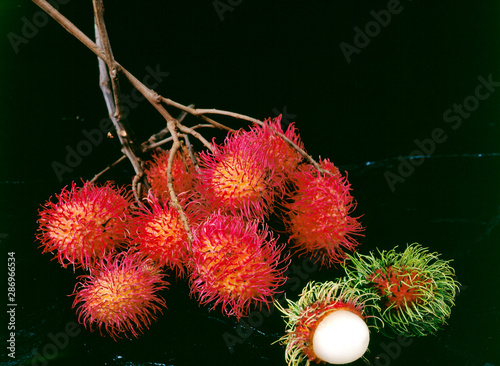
[275,278,381,366]
[344,243,460,337]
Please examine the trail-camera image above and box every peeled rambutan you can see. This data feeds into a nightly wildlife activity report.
[276,280,380,366]
[145,147,196,202]
[36,180,133,269]
[195,129,279,219]
[72,249,168,340]
[131,192,190,276]
[189,213,289,318]
[283,159,364,267]
[344,243,460,337]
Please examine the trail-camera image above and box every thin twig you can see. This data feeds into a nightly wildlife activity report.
[183,134,200,173]
[189,124,217,130]
[31,0,177,129]
[177,123,214,152]
[90,154,127,183]
[165,121,194,246]
[94,27,146,202]
[132,173,144,206]
[166,103,325,174]
[142,107,193,151]
[161,97,234,132]
[145,136,174,151]
[193,108,262,125]
[93,0,123,121]
[32,0,108,63]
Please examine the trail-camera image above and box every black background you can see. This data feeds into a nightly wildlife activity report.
[1,1,499,365]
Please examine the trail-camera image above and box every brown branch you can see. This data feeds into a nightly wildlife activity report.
[93,0,123,121]
[161,98,234,132]
[90,154,127,183]
[31,0,327,181]
[132,173,144,207]
[141,107,192,151]
[94,16,145,194]
[169,105,325,174]
[144,136,174,151]
[165,121,194,246]
[31,0,176,127]
[183,134,200,173]
[192,108,262,125]
[177,123,214,152]
[32,0,108,63]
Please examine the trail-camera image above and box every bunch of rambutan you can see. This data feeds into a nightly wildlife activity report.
[36,113,459,360]
[36,114,370,341]
[37,180,171,339]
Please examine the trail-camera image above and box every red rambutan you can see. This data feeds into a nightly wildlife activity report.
[189,213,289,318]
[72,249,168,340]
[131,192,190,275]
[252,115,304,177]
[145,147,196,202]
[195,130,279,219]
[36,180,133,269]
[283,159,364,267]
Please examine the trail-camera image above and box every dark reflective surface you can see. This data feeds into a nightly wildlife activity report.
[1,1,499,365]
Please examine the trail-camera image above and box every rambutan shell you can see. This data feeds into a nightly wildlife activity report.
[131,193,190,276]
[189,213,289,318]
[36,180,133,269]
[284,159,363,266]
[72,249,168,340]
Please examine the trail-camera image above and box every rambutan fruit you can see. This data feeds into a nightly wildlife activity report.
[72,249,168,340]
[344,243,460,337]
[283,159,364,267]
[36,180,133,269]
[131,192,190,276]
[189,213,289,318]
[253,115,304,177]
[195,130,279,219]
[145,147,196,202]
[276,280,380,366]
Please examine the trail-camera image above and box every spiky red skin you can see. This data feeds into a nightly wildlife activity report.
[131,193,189,276]
[250,115,304,180]
[284,159,364,267]
[189,213,289,319]
[145,147,196,203]
[292,301,364,362]
[36,181,133,269]
[195,130,279,219]
[368,266,432,309]
[72,249,168,340]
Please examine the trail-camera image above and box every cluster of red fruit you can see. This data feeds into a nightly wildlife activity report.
[36,116,363,340]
